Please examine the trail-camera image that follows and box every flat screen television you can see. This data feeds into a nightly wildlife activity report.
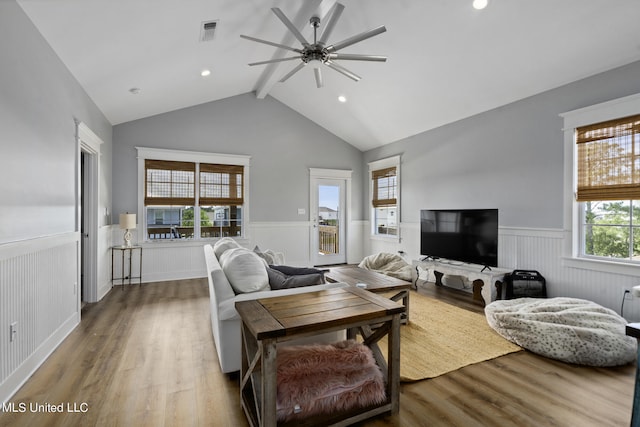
[420,209,498,267]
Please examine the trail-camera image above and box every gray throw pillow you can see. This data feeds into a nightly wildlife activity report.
[253,245,276,265]
[269,265,326,279]
[267,267,324,290]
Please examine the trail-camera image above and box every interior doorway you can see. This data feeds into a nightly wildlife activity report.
[77,121,102,304]
[310,169,351,266]
[81,152,86,302]
[80,148,97,304]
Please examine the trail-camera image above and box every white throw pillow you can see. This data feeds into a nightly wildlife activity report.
[220,248,270,294]
[213,237,241,259]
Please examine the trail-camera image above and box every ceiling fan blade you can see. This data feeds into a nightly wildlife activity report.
[279,62,306,83]
[240,35,302,53]
[318,3,345,45]
[325,61,361,82]
[328,53,387,62]
[326,25,387,53]
[248,57,301,66]
[271,8,310,47]
[314,67,323,88]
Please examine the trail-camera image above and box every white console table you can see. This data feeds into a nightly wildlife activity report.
[412,259,511,306]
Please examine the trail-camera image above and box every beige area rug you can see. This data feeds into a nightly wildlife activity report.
[380,292,522,382]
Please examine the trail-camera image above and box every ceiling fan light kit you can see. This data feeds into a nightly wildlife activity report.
[241,3,387,88]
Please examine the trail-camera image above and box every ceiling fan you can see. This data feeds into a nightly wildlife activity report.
[240,3,387,88]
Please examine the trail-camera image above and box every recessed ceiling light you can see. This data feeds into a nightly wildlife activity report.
[201,69,211,77]
[473,0,488,10]
[338,95,347,103]
[129,87,141,94]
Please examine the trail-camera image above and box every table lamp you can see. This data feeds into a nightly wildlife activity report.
[119,213,136,248]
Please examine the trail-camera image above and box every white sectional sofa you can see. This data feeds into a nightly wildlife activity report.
[203,239,347,373]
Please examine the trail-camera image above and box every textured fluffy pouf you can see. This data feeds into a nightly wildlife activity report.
[358,252,413,281]
[276,340,386,422]
[485,297,637,367]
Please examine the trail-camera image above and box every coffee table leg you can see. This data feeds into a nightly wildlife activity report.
[347,327,357,340]
[388,290,410,323]
[388,313,401,414]
[261,338,278,427]
[403,291,410,323]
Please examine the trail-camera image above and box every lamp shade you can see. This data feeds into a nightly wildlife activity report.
[119,213,137,230]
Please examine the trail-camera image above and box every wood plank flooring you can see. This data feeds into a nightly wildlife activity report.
[0,278,635,426]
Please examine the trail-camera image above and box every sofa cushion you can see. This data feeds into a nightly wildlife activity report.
[269,265,326,277]
[220,247,270,294]
[267,267,325,290]
[213,237,241,259]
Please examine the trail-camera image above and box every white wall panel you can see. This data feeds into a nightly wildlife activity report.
[108,220,366,284]
[368,223,640,321]
[0,233,80,404]
[97,225,114,300]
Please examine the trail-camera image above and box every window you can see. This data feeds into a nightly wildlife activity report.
[145,160,196,239]
[199,164,244,238]
[138,148,249,241]
[369,156,400,237]
[576,114,640,261]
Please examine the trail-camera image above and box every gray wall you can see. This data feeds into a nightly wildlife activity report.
[113,93,364,222]
[0,0,112,243]
[0,0,113,404]
[364,60,640,229]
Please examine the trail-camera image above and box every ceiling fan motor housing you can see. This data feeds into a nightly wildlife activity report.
[302,16,328,64]
[302,47,328,64]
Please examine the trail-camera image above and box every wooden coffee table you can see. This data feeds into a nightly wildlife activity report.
[325,266,411,323]
[235,287,404,427]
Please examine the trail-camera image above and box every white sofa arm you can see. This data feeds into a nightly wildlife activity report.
[218,282,348,321]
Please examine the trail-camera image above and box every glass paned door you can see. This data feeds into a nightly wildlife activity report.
[311,178,346,265]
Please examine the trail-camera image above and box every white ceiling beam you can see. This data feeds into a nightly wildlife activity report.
[254,0,337,99]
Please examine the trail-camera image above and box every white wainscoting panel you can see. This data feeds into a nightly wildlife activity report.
[110,242,207,285]
[140,243,207,283]
[97,225,114,301]
[500,227,640,321]
[346,220,367,264]
[108,220,640,321]
[367,222,640,321]
[0,233,80,403]
[109,220,365,284]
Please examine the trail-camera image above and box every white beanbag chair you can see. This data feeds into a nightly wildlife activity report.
[358,252,412,281]
[485,297,637,367]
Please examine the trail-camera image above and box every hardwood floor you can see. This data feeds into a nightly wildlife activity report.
[0,278,635,426]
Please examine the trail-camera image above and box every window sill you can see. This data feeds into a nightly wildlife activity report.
[370,234,400,243]
[140,237,249,249]
[562,256,640,277]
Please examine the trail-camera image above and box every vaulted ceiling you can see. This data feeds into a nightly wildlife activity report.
[17,0,640,151]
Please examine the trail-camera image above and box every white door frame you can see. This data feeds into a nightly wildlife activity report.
[309,168,352,266]
[76,120,103,303]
